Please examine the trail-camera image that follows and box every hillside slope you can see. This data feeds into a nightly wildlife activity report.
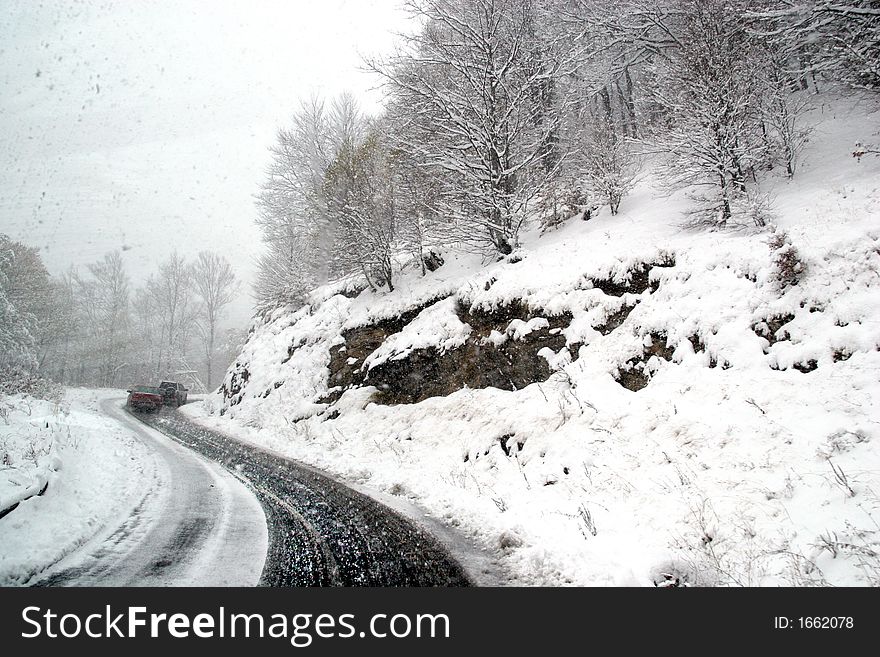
[197,97,880,586]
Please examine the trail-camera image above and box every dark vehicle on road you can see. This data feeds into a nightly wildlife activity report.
[126,385,164,412]
[159,381,188,407]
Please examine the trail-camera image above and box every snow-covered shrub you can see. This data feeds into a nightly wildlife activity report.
[578,121,640,216]
[732,190,776,228]
[650,559,704,587]
[0,366,62,401]
[537,181,590,233]
[768,227,805,290]
[670,499,773,587]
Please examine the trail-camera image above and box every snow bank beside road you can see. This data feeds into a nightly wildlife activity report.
[0,389,158,585]
[0,397,60,516]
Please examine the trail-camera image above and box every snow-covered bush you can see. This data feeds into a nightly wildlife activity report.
[0,367,62,401]
[768,227,805,291]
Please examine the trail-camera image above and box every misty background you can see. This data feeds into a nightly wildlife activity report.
[0,0,408,325]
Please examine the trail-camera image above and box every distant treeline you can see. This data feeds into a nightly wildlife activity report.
[1,236,242,393]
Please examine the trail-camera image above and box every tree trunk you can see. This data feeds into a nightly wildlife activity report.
[760,121,773,169]
[206,324,215,390]
[623,66,638,137]
[599,85,613,125]
[719,173,731,225]
[614,80,631,139]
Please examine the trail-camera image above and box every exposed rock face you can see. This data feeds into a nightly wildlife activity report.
[325,299,573,406]
[753,313,796,349]
[219,364,249,410]
[615,332,676,392]
[223,256,681,411]
[586,254,675,297]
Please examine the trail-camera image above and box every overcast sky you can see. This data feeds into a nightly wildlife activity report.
[0,0,410,325]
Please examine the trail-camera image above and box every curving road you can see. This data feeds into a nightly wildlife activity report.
[37,397,268,586]
[133,405,473,587]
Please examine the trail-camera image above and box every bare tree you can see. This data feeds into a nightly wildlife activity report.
[254,93,371,310]
[254,96,332,310]
[129,285,162,383]
[628,0,764,224]
[38,274,78,383]
[746,0,880,91]
[252,235,310,317]
[578,117,640,215]
[0,234,60,387]
[383,99,456,274]
[72,252,131,386]
[323,132,399,291]
[148,252,199,378]
[760,69,812,178]
[192,251,239,390]
[393,150,450,275]
[371,0,576,255]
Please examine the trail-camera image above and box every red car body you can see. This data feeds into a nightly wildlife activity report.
[127,386,163,412]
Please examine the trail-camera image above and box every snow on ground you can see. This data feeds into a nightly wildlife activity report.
[0,389,158,585]
[195,96,880,586]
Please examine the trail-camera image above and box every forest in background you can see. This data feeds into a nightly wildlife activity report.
[0,240,242,393]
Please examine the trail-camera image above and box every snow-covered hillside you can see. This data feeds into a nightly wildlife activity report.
[197,97,880,586]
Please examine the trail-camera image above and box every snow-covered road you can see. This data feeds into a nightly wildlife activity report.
[35,397,267,586]
[134,406,473,586]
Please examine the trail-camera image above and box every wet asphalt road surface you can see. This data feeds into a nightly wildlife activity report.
[134,405,472,587]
